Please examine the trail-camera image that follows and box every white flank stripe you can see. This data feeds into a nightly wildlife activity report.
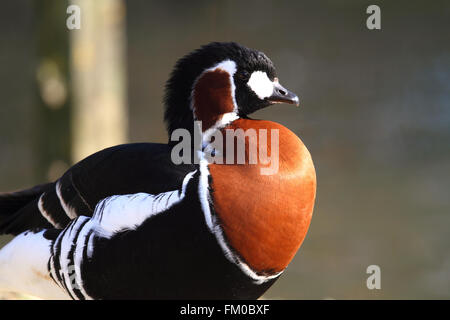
[56,181,77,220]
[72,216,94,300]
[60,218,86,298]
[55,170,197,299]
[91,170,196,238]
[86,230,96,258]
[38,193,61,228]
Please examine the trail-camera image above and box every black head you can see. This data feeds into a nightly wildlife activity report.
[164,42,298,135]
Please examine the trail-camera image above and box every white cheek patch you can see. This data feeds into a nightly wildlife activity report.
[247,71,274,99]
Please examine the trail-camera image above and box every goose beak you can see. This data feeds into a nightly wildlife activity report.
[266,81,299,106]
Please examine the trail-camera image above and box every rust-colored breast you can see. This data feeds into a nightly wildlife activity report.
[209,119,316,274]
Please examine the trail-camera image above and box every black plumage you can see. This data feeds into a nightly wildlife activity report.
[52,171,277,299]
[0,42,295,300]
[164,42,277,136]
[0,143,195,235]
[1,42,278,236]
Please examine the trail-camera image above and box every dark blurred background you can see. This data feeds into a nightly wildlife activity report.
[0,0,449,299]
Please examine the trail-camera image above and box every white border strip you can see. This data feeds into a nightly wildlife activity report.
[198,155,282,284]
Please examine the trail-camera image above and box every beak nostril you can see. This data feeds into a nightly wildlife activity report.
[267,81,298,106]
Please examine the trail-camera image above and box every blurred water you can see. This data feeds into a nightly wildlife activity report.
[1,0,449,299]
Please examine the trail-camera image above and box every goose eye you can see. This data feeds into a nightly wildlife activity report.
[238,71,249,80]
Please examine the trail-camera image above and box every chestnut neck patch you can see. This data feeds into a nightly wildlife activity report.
[192,68,236,131]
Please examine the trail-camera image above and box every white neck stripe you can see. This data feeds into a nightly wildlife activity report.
[197,154,283,284]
